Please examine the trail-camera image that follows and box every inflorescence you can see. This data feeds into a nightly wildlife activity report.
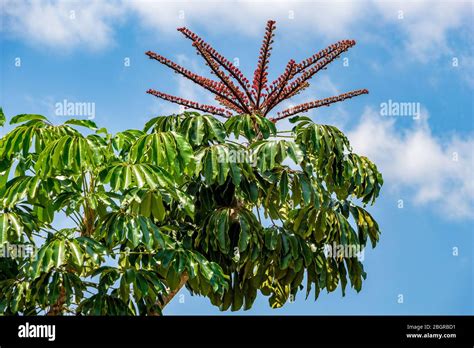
[146,20,368,121]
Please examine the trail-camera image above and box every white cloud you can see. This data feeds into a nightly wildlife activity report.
[1,0,124,51]
[347,108,474,219]
[373,0,472,62]
[2,0,471,64]
[125,0,363,39]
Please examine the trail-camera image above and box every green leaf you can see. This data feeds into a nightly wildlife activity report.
[216,210,230,253]
[124,268,136,283]
[7,213,23,241]
[0,107,5,126]
[264,227,279,251]
[314,209,326,243]
[68,240,84,268]
[41,244,54,273]
[279,171,289,203]
[128,132,193,176]
[135,273,149,297]
[65,119,98,130]
[174,252,186,274]
[10,114,48,125]
[119,276,130,301]
[224,114,276,141]
[238,215,251,252]
[160,250,175,269]
[151,194,166,221]
[141,192,152,217]
[52,240,66,268]
[0,214,7,244]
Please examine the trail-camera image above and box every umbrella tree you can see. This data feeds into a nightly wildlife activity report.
[0,20,382,315]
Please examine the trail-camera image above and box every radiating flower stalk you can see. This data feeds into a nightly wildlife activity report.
[146,20,368,122]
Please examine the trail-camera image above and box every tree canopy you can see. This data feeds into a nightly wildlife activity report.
[0,107,382,315]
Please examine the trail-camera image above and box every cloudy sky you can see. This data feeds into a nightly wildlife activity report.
[1,0,473,314]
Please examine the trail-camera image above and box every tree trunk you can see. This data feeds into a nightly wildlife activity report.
[47,286,66,316]
[149,272,189,316]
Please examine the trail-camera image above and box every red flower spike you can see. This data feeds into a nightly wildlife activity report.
[145,51,232,99]
[295,40,356,74]
[266,42,357,114]
[146,20,367,120]
[272,89,369,121]
[215,95,245,114]
[192,41,252,114]
[147,89,232,117]
[262,59,296,113]
[252,20,277,109]
[178,27,255,105]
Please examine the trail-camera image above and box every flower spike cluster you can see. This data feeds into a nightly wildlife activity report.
[146,20,368,121]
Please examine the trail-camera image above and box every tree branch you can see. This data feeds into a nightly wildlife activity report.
[47,286,66,316]
[149,272,189,315]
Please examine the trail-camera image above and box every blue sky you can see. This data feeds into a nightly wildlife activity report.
[1,0,473,315]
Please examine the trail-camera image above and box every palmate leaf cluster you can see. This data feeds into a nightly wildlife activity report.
[0,107,382,315]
